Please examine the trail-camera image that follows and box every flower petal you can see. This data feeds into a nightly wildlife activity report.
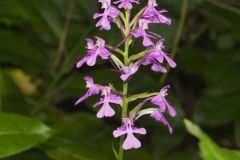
[96,102,115,118]
[132,127,147,135]
[166,101,177,117]
[164,54,177,68]
[109,94,122,105]
[113,126,127,138]
[74,93,89,105]
[151,63,167,73]
[86,54,98,66]
[123,133,141,150]
[151,96,167,112]
[76,56,88,68]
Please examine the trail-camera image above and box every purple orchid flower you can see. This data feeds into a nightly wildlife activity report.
[151,85,177,117]
[75,76,100,105]
[141,51,167,73]
[98,0,111,9]
[113,117,146,150]
[94,87,122,118]
[150,109,173,134]
[120,63,139,81]
[114,0,140,9]
[76,37,111,68]
[94,3,119,30]
[142,0,171,25]
[147,39,176,68]
[131,20,155,47]
[135,108,173,134]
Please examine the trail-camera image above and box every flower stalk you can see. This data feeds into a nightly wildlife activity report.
[118,9,131,160]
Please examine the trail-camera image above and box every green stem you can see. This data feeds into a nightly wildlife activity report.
[118,9,131,160]
[159,0,188,86]
[129,50,148,61]
[106,45,125,56]
[130,7,146,27]
[0,67,2,111]
[53,0,75,69]
[206,0,240,15]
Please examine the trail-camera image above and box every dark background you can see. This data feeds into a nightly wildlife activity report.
[0,0,240,159]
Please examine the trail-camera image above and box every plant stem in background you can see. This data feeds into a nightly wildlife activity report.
[31,0,75,115]
[0,66,2,111]
[53,0,75,69]
[118,9,131,160]
[206,0,240,15]
[159,0,188,85]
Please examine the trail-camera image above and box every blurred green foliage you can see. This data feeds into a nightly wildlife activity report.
[185,119,240,160]
[0,0,240,159]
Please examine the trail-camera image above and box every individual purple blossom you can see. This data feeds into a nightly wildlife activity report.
[142,0,171,25]
[150,109,173,134]
[120,63,139,81]
[131,20,156,47]
[135,107,173,134]
[94,87,122,118]
[113,117,146,150]
[75,76,100,105]
[151,85,177,117]
[114,0,140,9]
[76,37,111,68]
[94,3,119,30]
[147,39,176,68]
[99,0,111,9]
[141,51,167,73]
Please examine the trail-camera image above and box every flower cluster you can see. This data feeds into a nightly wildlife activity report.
[75,0,177,151]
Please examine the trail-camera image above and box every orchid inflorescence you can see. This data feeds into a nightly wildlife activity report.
[75,0,177,152]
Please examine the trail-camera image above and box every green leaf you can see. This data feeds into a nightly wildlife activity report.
[3,149,50,160]
[151,127,184,159]
[0,71,34,114]
[193,94,240,127]
[0,112,51,159]
[0,30,46,76]
[165,149,201,160]
[45,138,112,160]
[0,0,62,42]
[184,119,240,160]
[43,113,114,160]
[124,148,151,160]
[112,142,119,160]
[235,120,240,147]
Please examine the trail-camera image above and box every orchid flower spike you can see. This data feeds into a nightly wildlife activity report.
[75,0,177,152]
